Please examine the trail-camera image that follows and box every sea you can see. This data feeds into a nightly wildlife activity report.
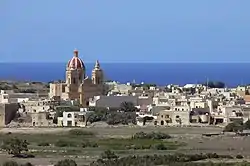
[0,63,249,87]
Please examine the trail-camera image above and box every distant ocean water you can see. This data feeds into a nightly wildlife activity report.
[0,63,249,87]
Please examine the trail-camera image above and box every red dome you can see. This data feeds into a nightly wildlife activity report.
[67,49,85,69]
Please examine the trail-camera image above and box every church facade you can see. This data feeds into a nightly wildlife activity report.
[49,49,104,106]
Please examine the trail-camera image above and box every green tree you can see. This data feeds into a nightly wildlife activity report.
[120,102,138,112]
[55,159,77,166]
[224,122,243,133]
[1,138,29,155]
[85,107,109,125]
[243,120,250,130]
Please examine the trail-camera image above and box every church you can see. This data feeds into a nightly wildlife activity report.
[49,49,104,106]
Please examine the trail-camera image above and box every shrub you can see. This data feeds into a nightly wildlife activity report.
[68,129,94,136]
[236,154,244,159]
[1,138,29,155]
[55,159,77,166]
[224,122,243,132]
[154,143,168,150]
[3,161,18,166]
[55,140,77,147]
[206,153,219,159]
[82,141,98,148]
[127,144,151,150]
[37,142,50,146]
[101,150,119,160]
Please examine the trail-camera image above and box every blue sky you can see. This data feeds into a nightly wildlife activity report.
[1,0,250,63]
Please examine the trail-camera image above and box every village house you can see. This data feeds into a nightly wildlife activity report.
[30,112,54,127]
[18,99,56,113]
[57,110,88,127]
[155,108,190,126]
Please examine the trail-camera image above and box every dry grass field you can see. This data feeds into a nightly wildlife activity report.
[0,126,249,165]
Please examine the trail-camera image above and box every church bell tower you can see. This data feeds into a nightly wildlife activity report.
[91,60,104,85]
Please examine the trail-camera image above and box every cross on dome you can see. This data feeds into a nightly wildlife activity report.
[73,49,79,57]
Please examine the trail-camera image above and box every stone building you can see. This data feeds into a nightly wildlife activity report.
[156,109,190,126]
[30,112,54,127]
[19,99,56,113]
[155,105,191,126]
[49,49,104,106]
[0,103,19,126]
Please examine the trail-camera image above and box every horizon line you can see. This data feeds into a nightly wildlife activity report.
[1,61,250,64]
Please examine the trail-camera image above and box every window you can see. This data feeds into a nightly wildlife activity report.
[73,78,76,84]
[176,115,180,119]
[67,113,72,118]
[62,86,65,93]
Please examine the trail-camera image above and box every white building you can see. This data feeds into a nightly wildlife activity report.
[58,111,87,127]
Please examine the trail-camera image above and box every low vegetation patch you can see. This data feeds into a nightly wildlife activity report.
[90,153,241,166]
[55,140,78,147]
[37,142,50,147]
[82,141,98,148]
[68,129,95,136]
[132,131,171,140]
[97,138,180,150]
[2,161,34,166]
[55,159,77,166]
[1,138,29,156]
[101,150,119,160]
